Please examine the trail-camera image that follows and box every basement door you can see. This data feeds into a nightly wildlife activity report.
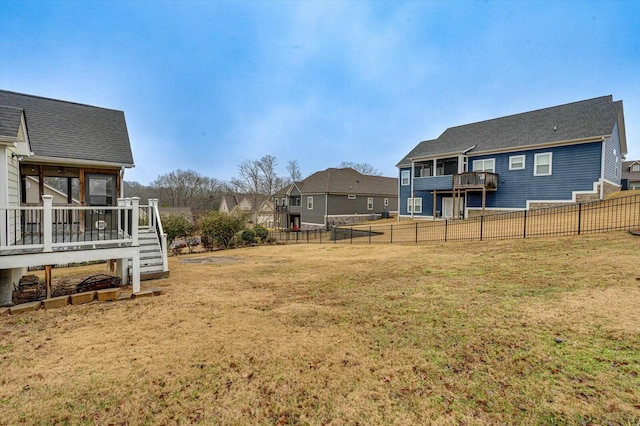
[442,197,454,219]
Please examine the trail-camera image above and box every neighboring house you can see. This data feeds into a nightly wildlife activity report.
[0,90,168,305]
[397,96,627,219]
[158,207,193,224]
[622,160,640,190]
[274,167,398,230]
[219,194,273,227]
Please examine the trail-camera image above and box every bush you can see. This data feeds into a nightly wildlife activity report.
[162,214,194,245]
[199,211,245,249]
[238,229,256,246]
[253,225,269,241]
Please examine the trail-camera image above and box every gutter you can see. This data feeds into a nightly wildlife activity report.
[22,155,134,169]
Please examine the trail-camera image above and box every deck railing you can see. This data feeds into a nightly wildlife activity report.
[0,195,139,255]
[453,172,499,190]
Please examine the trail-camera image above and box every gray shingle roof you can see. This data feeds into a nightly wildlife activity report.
[622,161,640,182]
[397,96,623,167]
[0,106,24,139]
[294,167,397,196]
[0,90,134,166]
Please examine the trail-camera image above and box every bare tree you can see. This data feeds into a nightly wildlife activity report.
[258,155,279,197]
[192,176,223,212]
[231,159,263,223]
[339,161,382,176]
[286,159,302,182]
[152,169,204,207]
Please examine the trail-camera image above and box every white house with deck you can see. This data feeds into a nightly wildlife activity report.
[0,90,168,305]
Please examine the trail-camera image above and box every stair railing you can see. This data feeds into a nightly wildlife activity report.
[148,199,169,272]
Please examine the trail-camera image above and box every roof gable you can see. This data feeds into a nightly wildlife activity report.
[0,90,134,166]
[0,106,24,139]
[297,167,397,195]
[398,96,623,166]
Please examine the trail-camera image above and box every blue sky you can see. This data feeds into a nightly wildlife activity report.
[1,0,639,185]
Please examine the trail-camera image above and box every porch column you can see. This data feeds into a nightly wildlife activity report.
[482,186,486,217]
[42,195,53,252]
[130,251,141,293]
[410,161,415,219]
[433,190,437,219]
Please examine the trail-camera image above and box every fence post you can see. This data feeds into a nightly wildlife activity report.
[523,210,527,239]
[390,224,393,243]
[480,215,484,241]
[577,203,582,235]
[369,226,372,244]
[350,227,353,244]
[444,219,447,242]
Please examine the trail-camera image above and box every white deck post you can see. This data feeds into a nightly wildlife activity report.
[117,198,125,234]
[149,199,157,228]
[131,250,141,293]
[130,198,141,293]
[42,195,53,252]
[131,197,139,247]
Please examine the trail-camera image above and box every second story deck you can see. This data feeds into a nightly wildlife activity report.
[412,172,499,192]
[453,172,499,191]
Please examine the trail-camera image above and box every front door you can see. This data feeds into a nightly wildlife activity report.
[85,174,117,234]
[442,197,453,219]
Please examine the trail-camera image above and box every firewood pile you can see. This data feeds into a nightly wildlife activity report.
[12,273,123,304]
[12,275,44,305]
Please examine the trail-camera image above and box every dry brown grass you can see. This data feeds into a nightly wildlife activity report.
[1,232,640,425]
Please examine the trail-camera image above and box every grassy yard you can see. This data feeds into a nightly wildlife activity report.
[1,232,639,424]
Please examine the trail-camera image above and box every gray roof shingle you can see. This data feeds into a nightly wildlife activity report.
[0,106,24,139]
[397,96,623,167]
[0,90,134,166]
[289,168,397,196]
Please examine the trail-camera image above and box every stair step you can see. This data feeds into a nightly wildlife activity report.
[141,265,165,274]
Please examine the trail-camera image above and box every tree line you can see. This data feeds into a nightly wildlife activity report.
[124,156,380,216]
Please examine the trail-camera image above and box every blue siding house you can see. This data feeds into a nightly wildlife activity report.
[397,96,628,219]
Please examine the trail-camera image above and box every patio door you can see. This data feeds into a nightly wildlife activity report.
[85,174,117,233]
[442,197,454,219]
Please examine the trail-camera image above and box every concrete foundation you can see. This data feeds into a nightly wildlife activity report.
[0,267,26,307]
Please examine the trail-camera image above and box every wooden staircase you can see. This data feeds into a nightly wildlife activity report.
[131,229,169,281]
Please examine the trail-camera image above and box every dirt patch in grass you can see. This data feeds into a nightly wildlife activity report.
[178,256,243,264]
[1,232,639,424]
[524,285,640,334]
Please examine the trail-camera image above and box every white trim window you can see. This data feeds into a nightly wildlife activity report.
[632,164,640,172]
[401,170,410,185]
[509,155,525,170]
[534,152,553,176]
[384,197,389,207]
[472,158,495,172]
[307,196,313,210]
[348,194,356,199]
[407,197,422,213]
[367,197,373,210]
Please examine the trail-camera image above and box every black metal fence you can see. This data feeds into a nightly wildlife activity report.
[269,194,640,245]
